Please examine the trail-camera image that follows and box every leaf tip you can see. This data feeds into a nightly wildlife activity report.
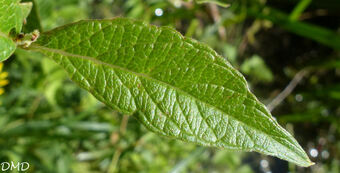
[305,161,315,167]
[296,158,315,167]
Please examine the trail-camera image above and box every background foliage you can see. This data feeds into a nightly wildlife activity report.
[0,0,339,172]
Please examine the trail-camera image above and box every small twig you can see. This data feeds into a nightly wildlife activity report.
[238,34,248,57]
[208,4,226,41]
[119,114,129,135]
[299,9,328,20]
[267,69,308,112]
[107,114,129,173]
[107,149,122,173]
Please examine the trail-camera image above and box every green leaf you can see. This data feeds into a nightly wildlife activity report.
[0,0,32,34]
[30,18,313,167]
[241,55,273,83]
[0,35,16,61]
[20,2,32,21]
[0,0,32,61]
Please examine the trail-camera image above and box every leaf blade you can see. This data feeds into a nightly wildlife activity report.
[30,18,313,167]
[0,0,32,34]
[0,0,32,61]
[0,35,16,61]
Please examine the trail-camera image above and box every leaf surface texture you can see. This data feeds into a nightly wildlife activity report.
[31,18,313,167]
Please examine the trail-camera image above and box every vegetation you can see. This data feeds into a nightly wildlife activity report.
[0,0,339,172]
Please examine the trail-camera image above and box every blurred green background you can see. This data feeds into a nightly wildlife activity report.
[0,0,339,172]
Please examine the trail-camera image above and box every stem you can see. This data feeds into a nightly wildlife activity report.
[267,69,308,112]
[107,114,129,173]
[208,4,226,41]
